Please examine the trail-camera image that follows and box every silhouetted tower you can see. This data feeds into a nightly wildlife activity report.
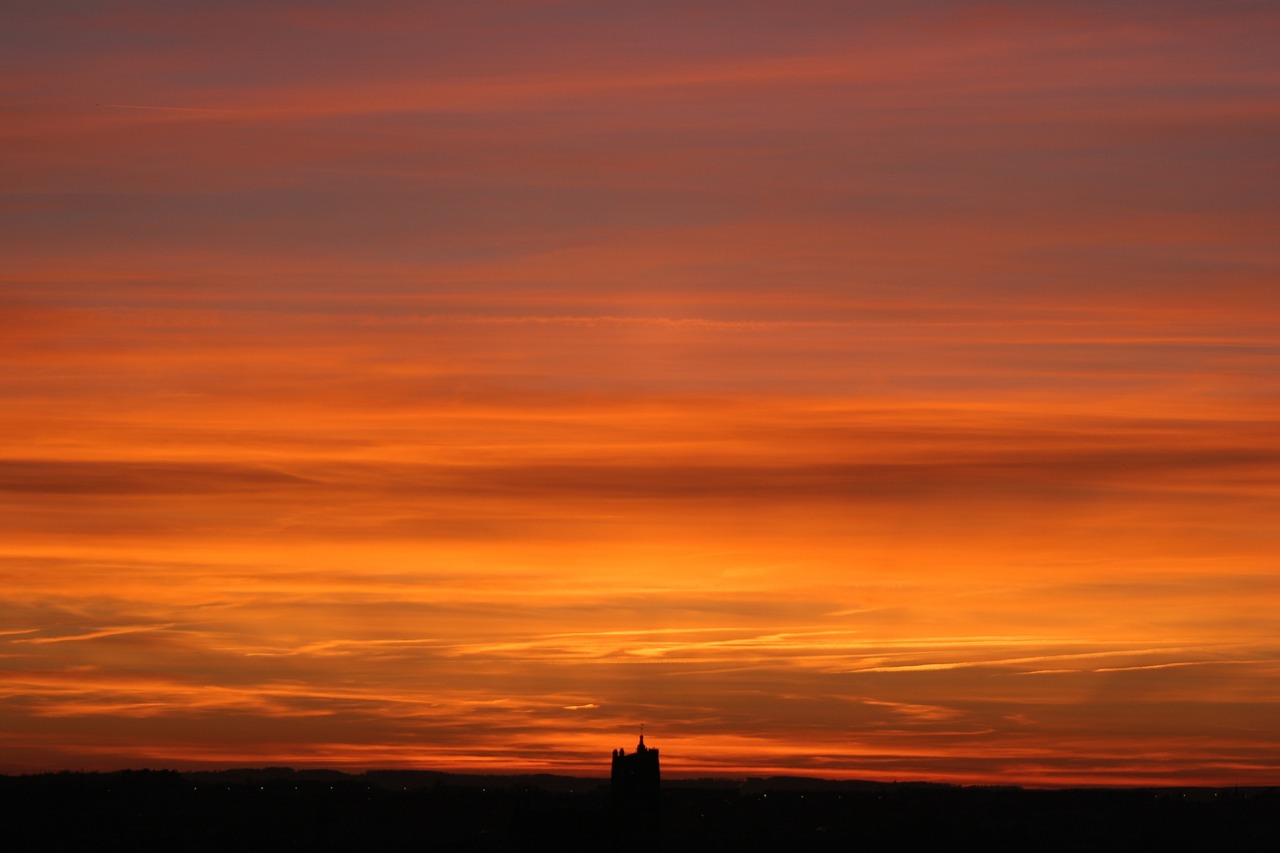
[611,732,660,811]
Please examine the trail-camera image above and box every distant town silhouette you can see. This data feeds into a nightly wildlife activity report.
[3,738,1277,852]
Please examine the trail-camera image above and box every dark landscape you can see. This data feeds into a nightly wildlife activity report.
[4,767,1276,852]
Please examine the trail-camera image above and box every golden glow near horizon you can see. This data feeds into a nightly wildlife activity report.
[3,1,1279,785]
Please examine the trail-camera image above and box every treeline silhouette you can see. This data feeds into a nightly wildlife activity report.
[3,768,1277,852]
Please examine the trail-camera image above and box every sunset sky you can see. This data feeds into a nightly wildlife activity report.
[3,1,1279,786]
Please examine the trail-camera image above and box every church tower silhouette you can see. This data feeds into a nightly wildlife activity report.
[611,731,660,809]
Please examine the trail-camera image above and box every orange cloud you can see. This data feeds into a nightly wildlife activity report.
[2,0,1278,786]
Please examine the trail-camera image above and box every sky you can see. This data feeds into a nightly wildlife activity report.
[2,0,1278,786]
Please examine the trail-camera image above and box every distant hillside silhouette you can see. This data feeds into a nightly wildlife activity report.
[2,768,1277,852]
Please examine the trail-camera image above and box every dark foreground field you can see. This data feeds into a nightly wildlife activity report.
[3,768,1276,852]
